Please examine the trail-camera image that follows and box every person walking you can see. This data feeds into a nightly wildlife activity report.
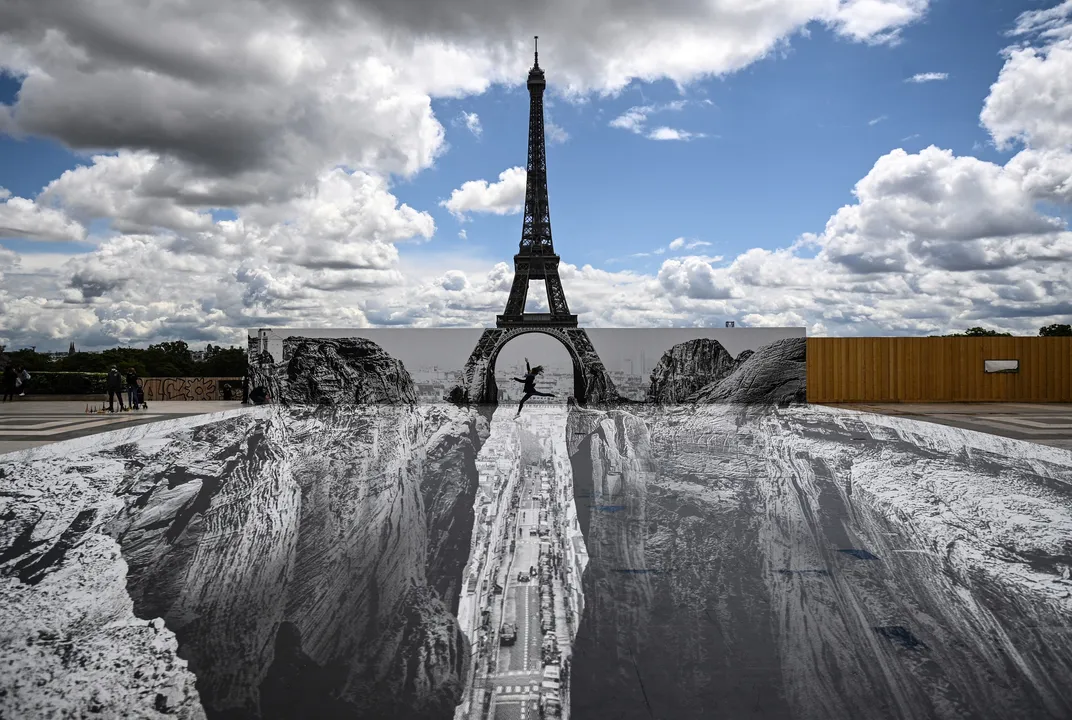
[125,368,140,409]
[106,366,125,412]
[513,357,555,417]
[16,366,31,397]
[1,364,16,402]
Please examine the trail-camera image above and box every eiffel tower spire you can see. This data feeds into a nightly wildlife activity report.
[520,35,552,255]
[497,37,577,328]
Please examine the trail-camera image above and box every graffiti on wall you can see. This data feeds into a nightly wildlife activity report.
[142,377,244,401]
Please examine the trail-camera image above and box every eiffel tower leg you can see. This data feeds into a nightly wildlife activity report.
[563,329,618,406]
[450,329,506,404]
[543,269,571,316]
[503,260,530,317]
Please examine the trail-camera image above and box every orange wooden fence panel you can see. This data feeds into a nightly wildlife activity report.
[805,337,1072,403]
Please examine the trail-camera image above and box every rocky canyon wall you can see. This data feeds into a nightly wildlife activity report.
[648,337,806,405]
[248,336,418,405]
[0,403,487,720]
[566,402,1072,719]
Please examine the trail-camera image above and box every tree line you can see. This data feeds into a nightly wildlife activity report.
[945,324,1072,337]
[0,341,247,377]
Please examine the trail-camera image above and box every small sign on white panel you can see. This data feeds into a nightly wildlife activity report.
[984,359,1019,373]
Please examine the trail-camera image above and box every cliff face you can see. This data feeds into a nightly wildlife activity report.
[691,336,806,404]
[566,407,658,719]
[0,404,486,720]
[647,338,737,403]
[648,337,804,405]
[566,403,1072,719]
[280,337,418,405]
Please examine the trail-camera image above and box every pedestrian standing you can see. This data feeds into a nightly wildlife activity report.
[106,366,125,412]
[125,368,140,409]
[1,365,16,402]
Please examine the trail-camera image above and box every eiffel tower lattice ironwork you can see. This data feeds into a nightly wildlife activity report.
[448,38,619,407]
[497,35,576,328]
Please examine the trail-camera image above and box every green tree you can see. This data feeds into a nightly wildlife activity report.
[1039,324,1072,337]
[196,346,247,376]
[9,341,246,378]
[950,327,1013,337]
[146,340,194,376]
[4,349,55,371]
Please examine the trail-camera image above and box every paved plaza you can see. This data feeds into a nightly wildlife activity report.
[824,402,1072,451]
[3,400,1071,456]
[0,400,245,455]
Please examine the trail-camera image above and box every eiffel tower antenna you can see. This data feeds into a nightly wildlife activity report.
[497,37,577,328]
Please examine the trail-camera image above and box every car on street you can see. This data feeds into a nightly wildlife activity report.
[517,572,530,582]
[500,623,517,645]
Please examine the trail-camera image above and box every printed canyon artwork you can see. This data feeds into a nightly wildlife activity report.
[1,329,1070,720]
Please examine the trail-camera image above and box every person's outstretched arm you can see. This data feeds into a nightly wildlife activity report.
[514,377,526,383]
[525,358,530,373]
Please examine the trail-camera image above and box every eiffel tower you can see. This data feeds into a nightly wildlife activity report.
[498,36,575,328]
[450,38,617,407]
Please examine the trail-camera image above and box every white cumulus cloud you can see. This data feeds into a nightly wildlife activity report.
[440,167,527,219]
[0,189,87,242]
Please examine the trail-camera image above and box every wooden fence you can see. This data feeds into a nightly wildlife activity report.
[806,337,1072,403]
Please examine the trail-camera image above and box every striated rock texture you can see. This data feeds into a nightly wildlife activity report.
[0,530,205,719]
[647,338,767,404]
[567,402,1072,719]
[566,407,657,719]
[421,405,491,613]
[647,338,736,403]
[691,336,806,404]
[277,337,417,405]
[0,403,487,720]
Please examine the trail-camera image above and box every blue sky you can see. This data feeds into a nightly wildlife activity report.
[0,0,1019,265]
[373,0,1020,271]
[1,0,1070,349]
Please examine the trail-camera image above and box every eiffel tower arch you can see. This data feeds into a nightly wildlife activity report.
[451,326,617,406]
[449,38,618,408]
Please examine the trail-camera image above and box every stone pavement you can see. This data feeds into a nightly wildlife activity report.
[0,400,245,455]
[822,402,1072,451]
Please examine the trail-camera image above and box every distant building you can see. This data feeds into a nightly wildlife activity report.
[68,341,76,356]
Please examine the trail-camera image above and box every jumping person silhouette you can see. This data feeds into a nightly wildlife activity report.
[514,357,555,417]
